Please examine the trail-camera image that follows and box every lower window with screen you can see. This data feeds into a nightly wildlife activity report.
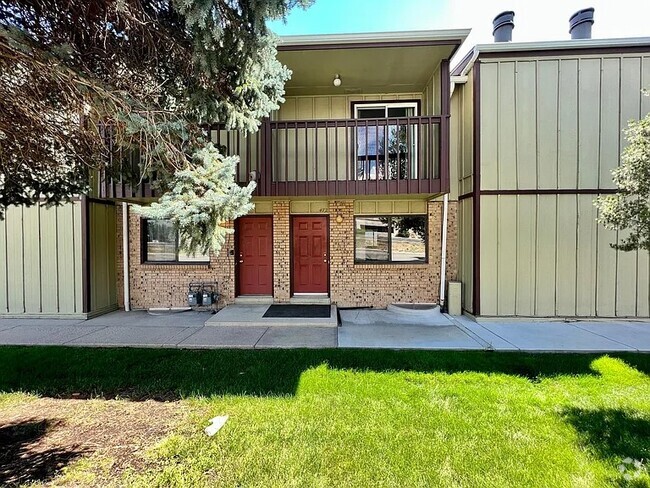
[354,215,427,263]
[143,219,209,263]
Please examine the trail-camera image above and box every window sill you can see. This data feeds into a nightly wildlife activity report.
[354,261,429,267]
[141,261,210,268]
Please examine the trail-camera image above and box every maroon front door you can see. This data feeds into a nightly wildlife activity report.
[292,216,329,294]
[237,216,273,295]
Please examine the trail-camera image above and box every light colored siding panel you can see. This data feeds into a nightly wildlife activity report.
[6,206,24,313]
[595,220,617,317]
[107,207,118,307]
[637,247,650,317]
[91,204,108,310]
[459,198,473,312]
[615,232,638,317]
[515,61,537,189]
[73,202,83,312]
[557,59,578,188]
[279,98,296,120]
[643,56,650,115]
[515,195,535,315]
[40,205,59,313]
[22,205,42,313]
[535,195,557,315]
[480,63,499,190]
[497,62,517,190]
[599,58,621,189]
[497,195,517,315]
[537,60,559,189]
[330,97,347,118]
[480,196,498,315]
[555,195,577,316]
[576,194,597,316]
[577,58,601,189]
[0,217,6,312]
[57,204,76,313]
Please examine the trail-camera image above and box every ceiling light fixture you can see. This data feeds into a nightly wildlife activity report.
[333,74,342,87]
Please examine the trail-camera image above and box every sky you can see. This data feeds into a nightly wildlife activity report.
[268,0,650,62]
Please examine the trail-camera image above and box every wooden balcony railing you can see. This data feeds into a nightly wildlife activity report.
[265,115,443,196]
[98,115,448,199]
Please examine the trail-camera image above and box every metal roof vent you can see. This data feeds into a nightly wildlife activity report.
[569,8,594,39]
[493,11,515,42]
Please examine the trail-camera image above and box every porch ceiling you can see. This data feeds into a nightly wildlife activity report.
[277,31,468,97]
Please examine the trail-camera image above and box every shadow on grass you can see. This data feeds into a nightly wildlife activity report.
[0,418,86,486]
[0,346,648,400]
[562,407,650,463]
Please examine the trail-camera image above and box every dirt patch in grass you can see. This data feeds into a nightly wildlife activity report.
[0,397,187,486]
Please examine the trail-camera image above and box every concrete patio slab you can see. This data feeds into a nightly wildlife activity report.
[206,304,338,327]
[570,321,650,351]
[339,309,453,327]
[67,326,198,347]
[85,310,210,328]
[338,323,485,349]
[0,325,106,345]
[0,318,85,328]
[255,327,338,348]
[475,321,637,352]
[178,326,268,348]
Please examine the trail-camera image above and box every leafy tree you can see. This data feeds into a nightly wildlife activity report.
[0,0,310,252]
[595,100,650,251]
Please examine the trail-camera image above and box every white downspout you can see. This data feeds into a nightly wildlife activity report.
[439,194,449,310]
[122,202,131,311]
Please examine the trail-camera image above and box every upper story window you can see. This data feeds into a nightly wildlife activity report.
[354,101,419,181]
[143,219,209,263]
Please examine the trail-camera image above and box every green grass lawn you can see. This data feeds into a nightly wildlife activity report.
[1,347,649,487]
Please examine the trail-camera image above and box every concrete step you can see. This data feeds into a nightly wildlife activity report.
[234,296,274,305]
[290,295,331,305]
[206,304,338,327]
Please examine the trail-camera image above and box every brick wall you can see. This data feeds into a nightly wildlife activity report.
[116,198,459,310]
[115,204,236,309]
[329,200,457,308]
[272,201,291,302]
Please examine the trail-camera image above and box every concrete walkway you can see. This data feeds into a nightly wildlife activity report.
[0,309,649,352]
[0,311,337,349]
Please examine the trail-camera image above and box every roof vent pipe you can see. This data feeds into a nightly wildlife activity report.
[569,8,594,39]
[493,11,515,42]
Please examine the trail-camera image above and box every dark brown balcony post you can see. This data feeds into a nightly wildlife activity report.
[440,58,451,194]
[261,117,272,196]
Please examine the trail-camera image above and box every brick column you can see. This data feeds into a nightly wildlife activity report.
[329,200,355,305]
[273,200,291,302]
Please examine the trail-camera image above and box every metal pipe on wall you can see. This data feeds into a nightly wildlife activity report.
[122,202,131,312]
[439,194,449,309]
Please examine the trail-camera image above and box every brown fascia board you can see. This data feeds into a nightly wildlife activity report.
[277,29,471,53]
[454,37,650,75]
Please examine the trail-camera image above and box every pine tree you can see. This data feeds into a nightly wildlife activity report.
[134,144,255,255]
[0,0,311,252]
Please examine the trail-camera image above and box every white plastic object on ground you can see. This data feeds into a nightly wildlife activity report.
[204,415,229,436]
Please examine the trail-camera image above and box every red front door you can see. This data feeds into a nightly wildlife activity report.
[292,216,329,294]
[237,216,273,295]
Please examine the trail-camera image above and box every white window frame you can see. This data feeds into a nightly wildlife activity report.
[353,102,419,181]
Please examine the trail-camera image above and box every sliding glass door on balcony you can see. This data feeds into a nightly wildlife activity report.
[354,103,418,181]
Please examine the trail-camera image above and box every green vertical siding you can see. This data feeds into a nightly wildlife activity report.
[0,202,84,316]
[89,202,117,313]
[475,53,650,317]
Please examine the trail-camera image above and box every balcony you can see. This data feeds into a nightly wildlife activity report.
[97,114,448,200]
[96,30,464,200]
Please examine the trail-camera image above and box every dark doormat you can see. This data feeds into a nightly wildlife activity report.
[263,304,331,318]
